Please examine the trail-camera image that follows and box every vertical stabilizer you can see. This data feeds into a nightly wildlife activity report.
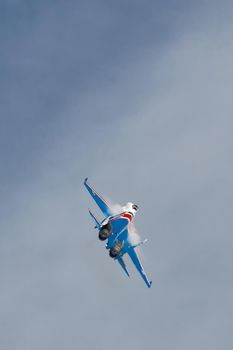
[88,209,101,229]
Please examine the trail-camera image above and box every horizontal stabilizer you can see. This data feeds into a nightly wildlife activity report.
[117,256,130,278]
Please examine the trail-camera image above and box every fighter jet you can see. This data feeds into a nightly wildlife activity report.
[84,178,152,288]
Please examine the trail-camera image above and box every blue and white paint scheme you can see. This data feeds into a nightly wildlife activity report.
[84,178,152,288]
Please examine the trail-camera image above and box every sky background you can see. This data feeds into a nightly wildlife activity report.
[1,1,233,349]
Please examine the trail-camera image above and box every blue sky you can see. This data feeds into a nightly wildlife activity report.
[1,1,233,349]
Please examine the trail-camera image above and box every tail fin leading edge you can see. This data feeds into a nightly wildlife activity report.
[88,209,101,229]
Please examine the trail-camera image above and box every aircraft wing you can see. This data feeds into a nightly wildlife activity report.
[127,247,152,288]
[84,178,113,217]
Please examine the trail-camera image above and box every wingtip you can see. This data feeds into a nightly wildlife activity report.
[84,177,88,184]
[149,281,152,288]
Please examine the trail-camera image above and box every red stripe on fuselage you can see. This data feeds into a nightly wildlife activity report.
[120,213,133,221]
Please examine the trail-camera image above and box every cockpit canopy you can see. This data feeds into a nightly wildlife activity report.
[132,204,138,211]
[124,202,139,213]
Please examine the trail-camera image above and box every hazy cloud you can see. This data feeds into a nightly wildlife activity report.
[1,1,233,350]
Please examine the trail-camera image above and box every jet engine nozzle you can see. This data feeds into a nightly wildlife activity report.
[109,240,124,258]
[99,223,112,241]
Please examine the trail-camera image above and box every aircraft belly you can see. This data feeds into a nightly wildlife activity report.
[110,217,128,236]
[106,218,129,249]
